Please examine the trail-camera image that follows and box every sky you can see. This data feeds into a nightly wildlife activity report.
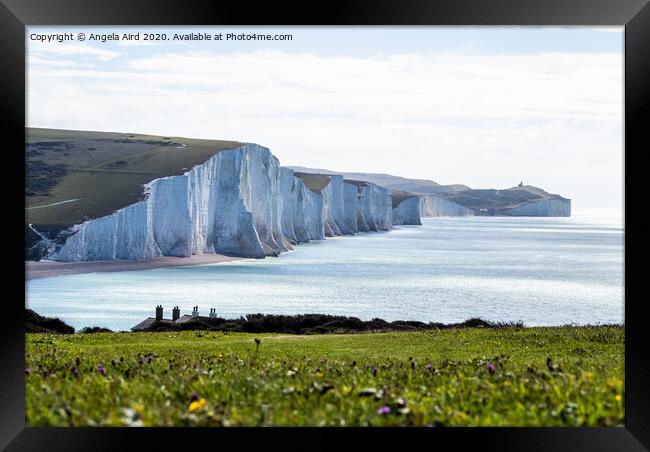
[26,26,624,209]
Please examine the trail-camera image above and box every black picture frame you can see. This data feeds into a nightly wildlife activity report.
[2,0,647,449]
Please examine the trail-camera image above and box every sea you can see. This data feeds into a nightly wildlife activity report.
[26,208,624,331]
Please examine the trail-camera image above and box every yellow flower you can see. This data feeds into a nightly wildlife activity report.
[607,378,622,389]
[582,372,593,382]
[340,385,352,396]
[615,394,622,402]
[188,398,206,412]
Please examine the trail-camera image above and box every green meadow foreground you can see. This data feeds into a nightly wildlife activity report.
[26,326,624,427]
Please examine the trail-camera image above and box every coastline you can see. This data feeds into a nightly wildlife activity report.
[25,253,243,280]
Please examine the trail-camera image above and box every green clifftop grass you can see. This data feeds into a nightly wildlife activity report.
[26,326,624,427]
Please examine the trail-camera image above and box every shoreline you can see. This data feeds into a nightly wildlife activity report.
[25,254,244,280]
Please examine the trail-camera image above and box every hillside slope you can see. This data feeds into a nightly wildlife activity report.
[440,185,570,216]
[26,128,241,233]
[289,166,469,195]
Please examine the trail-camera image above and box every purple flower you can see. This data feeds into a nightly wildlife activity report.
[425,363,433,371]
[147,354,154,364]
[69,366,79,377]
[372,366,378,377]
[377,405,391,415]
[24,368,31,376]
[97,364,106,376]
[319,358,326,364]
[486,362,495,373]
[315,367,321,373]
[190,392,200,402]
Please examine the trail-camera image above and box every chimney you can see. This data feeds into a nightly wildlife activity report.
[155,305,163,321]
[172,306,180,322]
[192,306,199,318]
[209,308,216,319]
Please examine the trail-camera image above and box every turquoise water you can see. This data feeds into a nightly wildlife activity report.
[26,209,624,331]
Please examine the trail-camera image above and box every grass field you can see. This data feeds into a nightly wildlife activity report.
[26,128,240,231]
[25,326,624,427]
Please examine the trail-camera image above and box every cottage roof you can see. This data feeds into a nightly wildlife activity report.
[131,317,173,331]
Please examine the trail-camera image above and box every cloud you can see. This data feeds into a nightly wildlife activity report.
[26,49,623,208]
[28,55,95,68]
[587,27,624,33]
[29,41,123,61]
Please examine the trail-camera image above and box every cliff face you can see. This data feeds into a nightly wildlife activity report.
[501,198,571,217]
[45,144,404,262]
[357,183,393,231]
[49,145,289,261]
[392,197,422,225]
[420,196,475,217]
[342,182,359,233]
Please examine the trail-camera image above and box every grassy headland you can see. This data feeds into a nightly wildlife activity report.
[26,127,240,232]
[26,325,624,427]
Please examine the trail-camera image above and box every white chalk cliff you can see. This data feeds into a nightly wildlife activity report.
[420,195,475,217]
[501,198,571,217]
[392,197,422,225]
[46,144,401,262]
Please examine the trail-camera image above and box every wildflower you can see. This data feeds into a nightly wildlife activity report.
[486,363,496,373]
[372,366,378,377]
[188,398,206,412]
[582,371,593,381]
[615,394,622,402]
[24,368,31,376]
[425,363,433,371]
[190,392,200,402]
[377,406,391,415]
[319,358,326,364]
[147,354,154,364]
[97,365,106,376]
[69,366,79,378]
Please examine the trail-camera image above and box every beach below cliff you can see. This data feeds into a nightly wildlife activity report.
[25,253,243,280]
